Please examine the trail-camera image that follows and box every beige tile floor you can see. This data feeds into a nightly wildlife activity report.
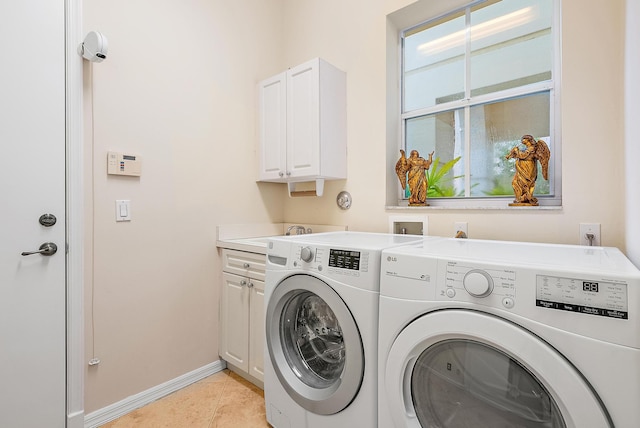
[100,369,271,428]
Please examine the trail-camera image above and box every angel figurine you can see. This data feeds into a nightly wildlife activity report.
[505,135,550,206]
[396,149,434,206]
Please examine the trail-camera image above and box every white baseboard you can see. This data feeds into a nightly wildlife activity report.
[84,360,227,428]
[67,410,84,428]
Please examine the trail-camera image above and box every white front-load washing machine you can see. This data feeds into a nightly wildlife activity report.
[379,238,640,428]
[264,232,426,428]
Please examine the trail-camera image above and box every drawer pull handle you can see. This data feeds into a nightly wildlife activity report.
[243,263,250,268]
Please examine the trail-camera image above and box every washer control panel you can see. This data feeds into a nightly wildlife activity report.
[291,245,371,277]
[285,243,385,291]
[300,246,314,263]
[290,245,378,278]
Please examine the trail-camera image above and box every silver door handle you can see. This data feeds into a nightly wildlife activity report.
[243,263,250,268]
[240,279,247,287]
[21,242,58,257]
[247,281,254,288]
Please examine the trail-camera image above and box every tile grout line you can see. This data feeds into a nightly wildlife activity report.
[207,370,232,428]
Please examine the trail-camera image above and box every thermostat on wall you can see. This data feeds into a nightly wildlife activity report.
[107,151,142,176]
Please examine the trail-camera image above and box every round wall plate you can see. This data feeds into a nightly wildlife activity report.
[336,191,352,210]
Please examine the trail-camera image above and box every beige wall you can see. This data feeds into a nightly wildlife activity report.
[82,0,286,412]
[82,0,628,413]
[281,0,627,248]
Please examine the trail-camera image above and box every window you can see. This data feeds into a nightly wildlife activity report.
[399,0,560,207]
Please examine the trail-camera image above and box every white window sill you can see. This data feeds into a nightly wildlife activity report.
[387,198,562,210]
[386,205,562,211]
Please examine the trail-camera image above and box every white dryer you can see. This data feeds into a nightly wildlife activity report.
[264,232,425,428]
[379,238,640,428]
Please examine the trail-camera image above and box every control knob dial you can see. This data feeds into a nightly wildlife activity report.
[463,269,493,297]
[300,246,314,263]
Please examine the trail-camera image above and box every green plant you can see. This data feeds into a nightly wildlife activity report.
[483,163,549,196]
[427,156,463,197]
[483,176,513,196]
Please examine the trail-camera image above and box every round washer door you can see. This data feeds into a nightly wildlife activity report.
[384,310,612,428]
[266,274,364,415]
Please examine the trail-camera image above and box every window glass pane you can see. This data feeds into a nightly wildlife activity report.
[468,92,550,197]
[406,110,465,198]
[470,0,553,97]
[398,0,558,206]
[404,11,465,112]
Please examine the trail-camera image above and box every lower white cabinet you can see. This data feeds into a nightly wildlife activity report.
[220,249,265,384]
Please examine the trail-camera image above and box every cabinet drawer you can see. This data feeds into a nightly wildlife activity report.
[221,249,266,281]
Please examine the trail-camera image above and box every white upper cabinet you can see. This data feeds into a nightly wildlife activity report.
[258,58,346,184]
[258,72,287,181]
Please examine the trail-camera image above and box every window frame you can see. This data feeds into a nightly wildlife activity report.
[395,0,562,209]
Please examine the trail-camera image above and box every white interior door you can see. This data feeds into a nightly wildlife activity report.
[0,2,67,427]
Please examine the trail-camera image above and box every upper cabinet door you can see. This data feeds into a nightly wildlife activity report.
[257,58,346,184]
[258,72,287,181]
[286,60,321,179]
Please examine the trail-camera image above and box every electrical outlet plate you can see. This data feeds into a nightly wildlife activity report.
[454,222,468,238]
[388,215,429,235]
[579,223,601,246]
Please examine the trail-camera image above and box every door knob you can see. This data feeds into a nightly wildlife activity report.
[21,242,58,257]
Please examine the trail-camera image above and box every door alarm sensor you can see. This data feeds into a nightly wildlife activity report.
[79,31,108,62]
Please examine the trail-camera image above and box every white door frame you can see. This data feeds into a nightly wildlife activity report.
[66,0,85,426]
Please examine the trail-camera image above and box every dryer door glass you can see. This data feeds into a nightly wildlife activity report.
[411,339,566,428]
[280,291,345,388]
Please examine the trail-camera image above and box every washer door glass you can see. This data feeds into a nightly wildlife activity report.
[281,291,345,388]
[266,274,364,415]
[412,339,565,427]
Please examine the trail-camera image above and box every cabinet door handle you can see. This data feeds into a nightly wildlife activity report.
[279,171,284,177]
[240,279,247,287]
[243,263,250,269]
[247,281,254,288]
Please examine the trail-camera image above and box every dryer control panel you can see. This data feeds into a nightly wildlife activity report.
[380,237,640,347]
[438,260,517,310]
[536,275,628,319]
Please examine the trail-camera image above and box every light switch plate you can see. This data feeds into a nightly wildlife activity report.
[116,200,131,222]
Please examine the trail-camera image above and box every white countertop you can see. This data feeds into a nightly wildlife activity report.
[216,236,271,254]
[216,223,348,254]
